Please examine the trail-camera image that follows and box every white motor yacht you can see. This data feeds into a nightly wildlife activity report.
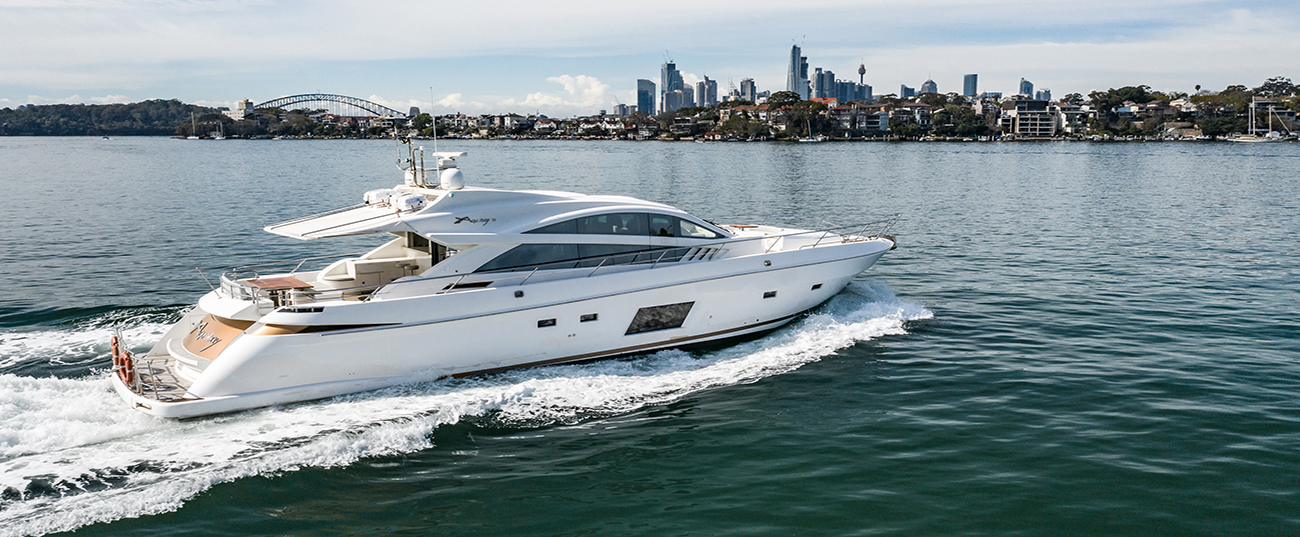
[111,143,898,418]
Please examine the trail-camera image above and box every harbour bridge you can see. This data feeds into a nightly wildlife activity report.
[253,94,408,118]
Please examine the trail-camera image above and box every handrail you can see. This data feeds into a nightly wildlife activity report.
[225,251,370,274]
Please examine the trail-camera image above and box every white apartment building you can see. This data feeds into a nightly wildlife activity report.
[999,99,1056,137]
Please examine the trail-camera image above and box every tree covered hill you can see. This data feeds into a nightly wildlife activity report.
[0,99,216,136]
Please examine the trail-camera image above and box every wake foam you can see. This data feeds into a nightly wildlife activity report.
[0,282,929,537]
[0,307,181,370]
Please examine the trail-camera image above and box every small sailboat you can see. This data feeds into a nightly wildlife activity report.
[797,119,826,142]
[187,112,200,140]
[1226,98,1286,143]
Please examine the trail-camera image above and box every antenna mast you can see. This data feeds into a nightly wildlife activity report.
[428,86,439,154]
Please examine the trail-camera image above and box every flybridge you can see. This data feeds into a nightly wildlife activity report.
[262,184,685,244]
[267,137,687,242]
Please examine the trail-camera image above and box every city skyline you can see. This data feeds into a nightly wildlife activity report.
[1,1,1297,116]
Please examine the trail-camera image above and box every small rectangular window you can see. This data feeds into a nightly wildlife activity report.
[580,313,598,322]
[763,291,777,299]
[538,318,556,328]
[811,283,823,290]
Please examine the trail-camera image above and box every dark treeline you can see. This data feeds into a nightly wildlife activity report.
[0,99,217,136]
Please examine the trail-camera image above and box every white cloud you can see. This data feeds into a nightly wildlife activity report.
[546,75,610,107]
[19,94,130,105]
[435,94,467,108]
[853,8,1300,96]
[192,99,233,108]
[1,1,1297,109]
[489,75,613,116]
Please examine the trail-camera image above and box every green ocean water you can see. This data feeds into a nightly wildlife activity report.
[0,137,1297,536]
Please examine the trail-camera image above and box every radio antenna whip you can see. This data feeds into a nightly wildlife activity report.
[429,86,439,154]
[195,267,215,291]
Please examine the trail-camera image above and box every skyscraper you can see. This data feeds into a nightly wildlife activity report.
[1019,78,1034,97]
[963,74,978,97]
[787,45,809,100]
[919,79,937,94]
[637,79,656,115]
[1034,89,1051,102]
[664,90,687,112]
[696,76,718,107]
[900,85,915,98]
[836,81,854,102]
[739,78,756,102]
[661,62,684,113]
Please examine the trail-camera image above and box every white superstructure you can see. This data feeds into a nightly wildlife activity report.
[111,144,898,418]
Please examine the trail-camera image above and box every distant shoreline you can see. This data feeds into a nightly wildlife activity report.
[1,134,1283,144]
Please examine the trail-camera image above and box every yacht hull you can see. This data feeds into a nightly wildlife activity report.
[115,240,891,418]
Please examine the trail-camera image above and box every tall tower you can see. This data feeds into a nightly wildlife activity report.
[1019,78,1034,97]
[637,79,656,115]
[740,78,756,102]
[858,63,866,85]
[661,62,683,113]
[696,76,718,107]
[787,45,809,100]
[963,74,978,97]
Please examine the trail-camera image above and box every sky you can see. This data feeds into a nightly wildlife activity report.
[1,0,1297,116]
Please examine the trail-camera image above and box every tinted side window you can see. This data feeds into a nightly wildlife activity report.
[678,219,721,239]
[577,244,659,267]
[649,214,677,237]
[527,219,577,234]
[476,244,580,272]
[528,213,647,236]
[576,213,647,235]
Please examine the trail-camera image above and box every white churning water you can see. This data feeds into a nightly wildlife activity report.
[0,282,930,537]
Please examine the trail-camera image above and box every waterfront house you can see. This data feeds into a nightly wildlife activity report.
[532,119,560,134]
[829,103,890,135]
[720,104,771,123]
[888,103,932,129]
[1054,103,1089,134]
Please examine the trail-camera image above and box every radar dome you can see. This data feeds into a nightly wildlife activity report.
[440,168,464,190]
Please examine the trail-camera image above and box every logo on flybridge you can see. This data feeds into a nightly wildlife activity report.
[454,216,496,226]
